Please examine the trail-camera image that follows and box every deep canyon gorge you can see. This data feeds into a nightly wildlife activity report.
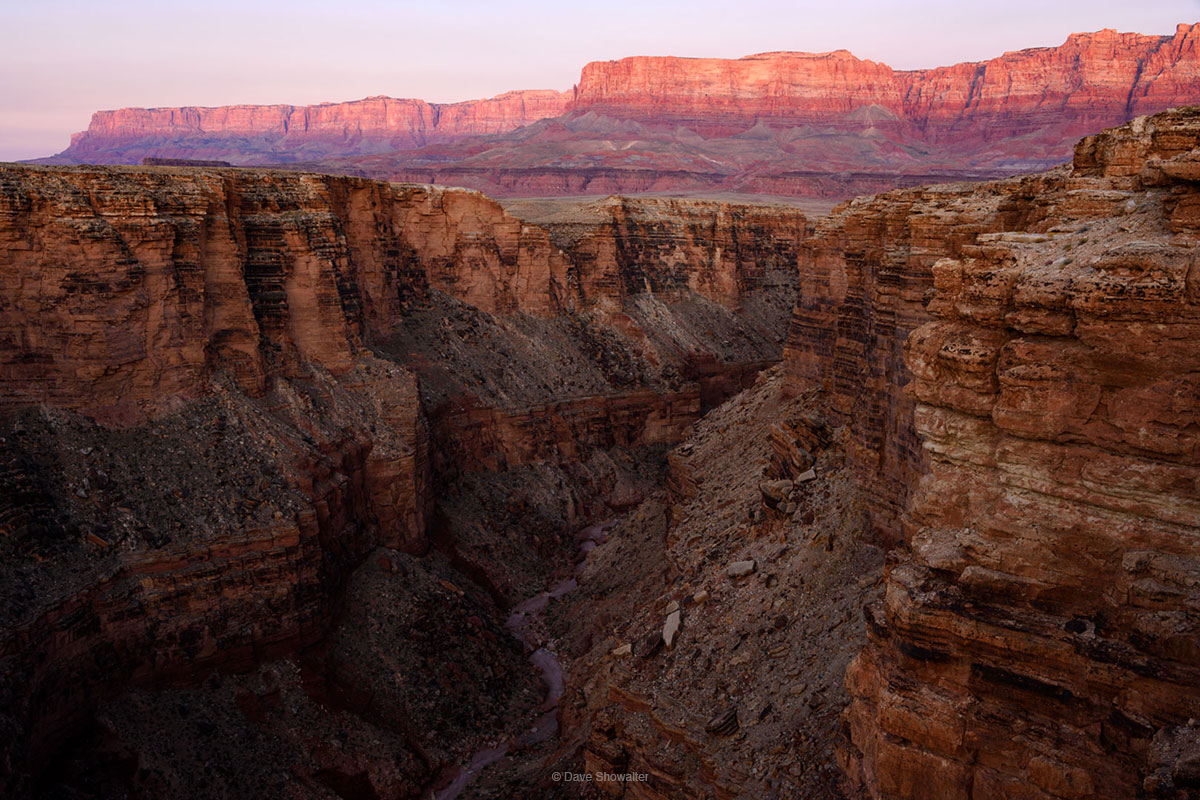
[2,45,1200,800]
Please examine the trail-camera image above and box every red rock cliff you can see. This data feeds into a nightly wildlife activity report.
[785,171,1059,541]
[574,25,1200,148]
[43,25,1200,197]
[49,90,572,165]
[823,109,1200,798]
[532,195,809,309]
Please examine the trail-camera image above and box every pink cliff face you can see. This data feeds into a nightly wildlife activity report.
[60,90,574,164]
[570,25,1200,136]
[41,24,1200,200]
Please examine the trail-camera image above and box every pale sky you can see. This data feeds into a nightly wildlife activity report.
[2,0,1198,160]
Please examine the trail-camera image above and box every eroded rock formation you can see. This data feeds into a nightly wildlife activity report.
[514,195,808,308]
[572,26,1200,142]
[0,165,436,793]
[784,169,1053,541]
[830,108,1200,798]
[0,164,805,796]
[301,24,1200,198]
[540,106,1200,800]
[10,105,1199,800]
[42,26,1200,199]
[47,91,573,166]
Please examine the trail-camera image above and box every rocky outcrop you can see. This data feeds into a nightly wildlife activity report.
[0,166,577,422]
[0,165,443,793]
[835,108,1200,798]
[46,90,572,165]
[542,368,886,800]
[522,195,809,308]
[430,387,701,473]
[387,184,572,315]
[544,105,1200,800]
[784,171,1060,541]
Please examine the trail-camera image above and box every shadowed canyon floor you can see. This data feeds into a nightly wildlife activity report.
[2,107,1200,800]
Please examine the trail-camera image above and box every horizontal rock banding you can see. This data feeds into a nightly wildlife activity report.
[829,108,1200,798]
[52,91,573,165]
[0,163,803,794]
[39,25,1200,199]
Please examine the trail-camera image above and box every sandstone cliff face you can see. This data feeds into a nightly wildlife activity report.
[0,166,576,424]
[42,26,1200,201]
[524,195,808,308]
[832,109,1200,798]
[0,165,443,792]
[574,26,1200,147]
[313,24,1200,200]
[390,184,571,315]
[48,90,572,165]
[784,171,1060,541]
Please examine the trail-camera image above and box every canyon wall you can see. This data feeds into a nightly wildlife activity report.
[783,172,1058,541]
[0,166,578,415]
[526,195,809,308]
[531,108,1198,800]
[0,163,804,794]
[0,165,437,792]
[829,109,1200,798]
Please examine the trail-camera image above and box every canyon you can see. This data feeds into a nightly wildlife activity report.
[0,163,805,796]
[34,24,1200,200]
[0,104,1198,800]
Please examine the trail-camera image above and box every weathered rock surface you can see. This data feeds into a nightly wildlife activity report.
[0,165,438,793]
[572,26,1200,142]
[545,369,885,800]
[538,105,1200,800]
[838,108,1200,798]
[510,195,809,309]
[784,169,1050,541]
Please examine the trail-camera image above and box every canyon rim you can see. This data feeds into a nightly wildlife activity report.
[2,9,1200,800]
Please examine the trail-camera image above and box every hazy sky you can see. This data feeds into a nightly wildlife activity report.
[3,0,1198,160]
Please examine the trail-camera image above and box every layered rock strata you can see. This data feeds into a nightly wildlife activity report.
[515,195,809,309]
[50,90,573,165]
[540,105,1200,800]
[0,165,436,793]
[837,108,1200,798]
[307,24,1200,199]
[785,169,1058,540]
[0,163,804,795]
[573,26,1200,144]
[42,26,1200,200]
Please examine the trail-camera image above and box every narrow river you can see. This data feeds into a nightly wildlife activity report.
[431,521,611,800]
